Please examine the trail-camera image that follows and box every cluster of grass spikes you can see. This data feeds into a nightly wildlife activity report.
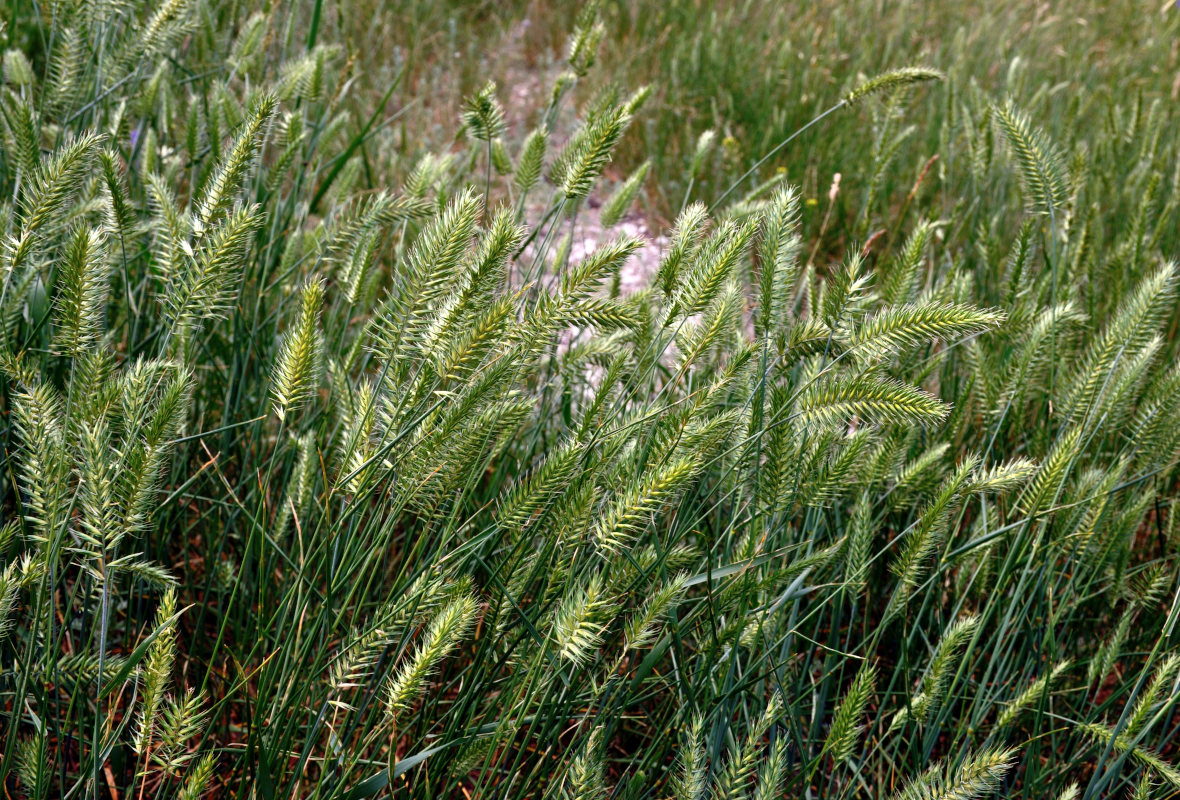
[0,1,1178,799]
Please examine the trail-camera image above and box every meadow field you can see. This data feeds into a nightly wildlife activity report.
[1,0,1179,797]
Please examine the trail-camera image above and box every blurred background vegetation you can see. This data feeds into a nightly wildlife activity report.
[320,0,1177,227]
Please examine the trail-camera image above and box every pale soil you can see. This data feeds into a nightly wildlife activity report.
[500,21,668,296]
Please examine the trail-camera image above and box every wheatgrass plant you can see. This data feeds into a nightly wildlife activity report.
[0,0,1178,798]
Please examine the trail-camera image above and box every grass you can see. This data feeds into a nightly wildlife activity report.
[0,1,1179,798]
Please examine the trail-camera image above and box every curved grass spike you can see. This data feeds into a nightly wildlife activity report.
[851,302,1005,363]
[710,695,783,800]
[995,660,1071,729]
[657,201,710,298]
[550,104,632,200]
[1059,262,1177,423]
[462,81,506,143]
[891,614,980,728]
[1079,722,1180,791]
[600,160,651,227]
[551,574,611,664]
[673,716,708,800]
[18,129,102,239]
[845,66,945,105]
[373,188,482,361]
[271,279,324,422]
[193,93,276,237]
[515,126,549,198]
[822,662,877,765]
[713,66,942,210]
[992,97,1070,218]
[163,203,262,342]
[593,456,702,552]
[386,592,479,716]
[798,374,950,429]
[669,217,758,322]
[755,185,802,337]
[887,747,1015,800]
[560,727,607,800]
[52,226,111,357]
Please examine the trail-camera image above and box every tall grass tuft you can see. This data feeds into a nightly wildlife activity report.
[0,0,1178,798]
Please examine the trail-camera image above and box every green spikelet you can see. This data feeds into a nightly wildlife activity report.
[852,302,1004,362]
[3,48,35,87]
[498,439,583,533]
[669,217,757,321]
[567,1,605,77]
[887,461,977,620]
[165,204,261,340]
[1,88,40,181]
[272,279,324,421]
[1079,722,1180,791]
[515,127,548,196]
[889,442,949,508]
[1124,654,1180,736]
[823,662,877,764]
[657,202,710,298]
[1015,427,1082,517]
[881,220,934,306]
[891,614,979,728]
[52,226,111,356]
[462,80,506,143]
[1088,605,1134,686]
[593,456,701,552]
[599,160,650,227]
[178,753,217,800]
[623,573,688,650]
[1129,776,1153,800]
[799,375,950,429]
[992,301,1085,415]
[887,746,1015,800]
[432,294,512,381]
[822,253,872,331]
[674,716,707,800]
[386,592,478,716]
[561,727,607,800]
[77,418,123,554]
[844,66,943,105]
[11,381,71,543]
[711,695,783,800]
[18,129,102,239]
[969,457,1037,495]
[152,689,209,773]
[755,186,802,337]
[491,137,512,174]
[1059,262,1177,423]
[559,235,642,300]
[550,105,631,200]
[14,730,49,800]
[752,740,789,800]
[676,281,742,371]
[691,130,717,176]
[132,0,196,67]
[551,574,611,665]
[0,562,19,645]
[99,150,135,244]
[992,98,1069,217]
[133,589,179,755]
[376,188,482,357]
[996,660,1070,729]
[193,93,275,237]
[330,578,448,697]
